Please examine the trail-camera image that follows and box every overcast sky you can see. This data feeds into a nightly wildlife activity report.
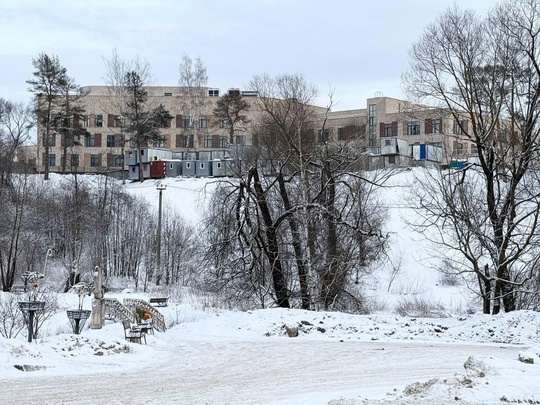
[1,0,496,111]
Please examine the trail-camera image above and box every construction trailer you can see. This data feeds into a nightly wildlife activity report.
[165,160,183,177]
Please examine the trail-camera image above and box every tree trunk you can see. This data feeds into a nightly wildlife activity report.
[482,264,491,315]
[277,172,310,309]
[250,167,290,308]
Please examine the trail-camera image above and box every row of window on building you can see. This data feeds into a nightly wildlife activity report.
[43,153,124,168]
[82,114,231,130]
[380,119,510,140]
[380,118,459,137]
[43,133,246,149]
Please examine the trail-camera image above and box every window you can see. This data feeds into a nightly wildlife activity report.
[107,135,116,147]
[385,139,392,146]
[95,114,103,127]
[186,162,191,169]
[153,137,165,148]
[62,134,74,147]
[388,155,396,164]
[85,134,95,147]
[108,154,124,167]
[43,134,56,147]
[204,135,212,148]
[182,116,193,129]
[432,119,442,134]
[407,121,420,135]
[90,154,101,167]
[199,116,207,129]
[71,154,79,167]
[453,141,465,155]
[46,154,56,167]
[368,104,376,127]
[220,136,228,148]
[83,116,89,128]
[318,129,329,143]
[235,135,245,145]
[115,116,126,127]
[208,89,220,97]
[337,126,358,141]
[164,92,172,96]
[180,134,194,148]
[384,123,394,137]
[453,120,463,134]
[219,119,229,129]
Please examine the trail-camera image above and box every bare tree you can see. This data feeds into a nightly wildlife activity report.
[178,54,208,148]
[102,48,155,182]
[0,99,33,186]
[403,0,540,313]
[203,73,389,311]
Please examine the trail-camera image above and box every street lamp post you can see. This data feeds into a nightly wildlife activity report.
[156,184,167,285]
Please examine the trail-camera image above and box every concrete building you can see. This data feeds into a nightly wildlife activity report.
[35,86,257,175]
[33,87,477,175]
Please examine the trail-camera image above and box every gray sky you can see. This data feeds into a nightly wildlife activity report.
[1,0,496,111]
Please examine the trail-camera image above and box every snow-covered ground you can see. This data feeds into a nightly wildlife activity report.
[1,171,539,404]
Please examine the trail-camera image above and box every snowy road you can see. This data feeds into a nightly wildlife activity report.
[0,337,522,404]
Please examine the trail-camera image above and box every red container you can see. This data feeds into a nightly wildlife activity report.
[150,160,166,178]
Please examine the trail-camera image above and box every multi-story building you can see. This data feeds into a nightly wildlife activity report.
[34,88,477,175]
[321,96,477,168]
[35,86,259,175]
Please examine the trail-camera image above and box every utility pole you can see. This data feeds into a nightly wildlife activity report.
[156,184,167,285]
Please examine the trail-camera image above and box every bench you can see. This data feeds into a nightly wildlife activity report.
[10,285,27,294]
[122,320,146,344]
[149,297,168,307]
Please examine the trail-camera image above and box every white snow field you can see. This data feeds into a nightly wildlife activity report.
[1,170,539,404]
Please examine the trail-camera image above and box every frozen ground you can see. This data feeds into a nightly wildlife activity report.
[0,292,539,405]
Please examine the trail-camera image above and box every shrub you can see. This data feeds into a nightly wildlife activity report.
[395,296,448,318]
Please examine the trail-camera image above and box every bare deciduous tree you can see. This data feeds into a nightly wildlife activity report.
[403,0,540,313]
[203,73,389,311]
[0,99,33,186]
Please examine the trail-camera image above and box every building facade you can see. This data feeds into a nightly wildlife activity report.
[34,87,477,175]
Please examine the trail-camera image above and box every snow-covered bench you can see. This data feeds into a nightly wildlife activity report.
[149,297,168,307]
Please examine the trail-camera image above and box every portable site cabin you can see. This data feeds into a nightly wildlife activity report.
[211,150,226,160]
[184,151,198,161]
[165,160,182,177]
[128,162,151,181]
[380,137,409,156]
[126,147,173,165]
[198,151,212,161]
[195,160,211,177]
[150,160,167,179]
[182,160,196,176]
[411,144,443,163]
[172,151,184,160]
[211,160,227,177]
